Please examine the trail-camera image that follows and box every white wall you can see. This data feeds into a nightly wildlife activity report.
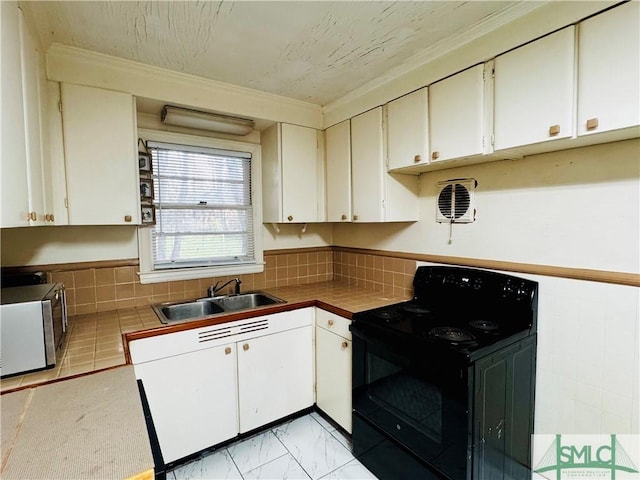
[334,139,640,435]
[334,139,639,273]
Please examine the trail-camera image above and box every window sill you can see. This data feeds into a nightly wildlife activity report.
[138,263,264,284]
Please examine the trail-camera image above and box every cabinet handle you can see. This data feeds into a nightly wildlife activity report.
[44,214,50,222]
[341,214,347,221]
[287,215,293,222]
[224,347,232,355]
[242,343,250,351]
[124,215,132,222]
[29,211,37,221]
[431,151,440,161]
[414,154,422,163]
[548,124,560,137]
[353,214,359,221]
[341,341,349,349]
[328,319,334,326]
[50,214,55,222]
[586,118,599,131]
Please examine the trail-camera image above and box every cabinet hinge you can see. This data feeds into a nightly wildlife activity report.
[491,67,495,79]
[490,134,495,146]
[58,101,62,113]
[64,197,68,208]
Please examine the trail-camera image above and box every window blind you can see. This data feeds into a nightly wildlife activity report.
[147,141,254,270]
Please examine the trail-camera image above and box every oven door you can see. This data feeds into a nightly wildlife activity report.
[352,324,472,480]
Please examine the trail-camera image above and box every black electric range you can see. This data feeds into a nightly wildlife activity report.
[351,265,538,480]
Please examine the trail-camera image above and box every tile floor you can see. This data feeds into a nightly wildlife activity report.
[168,412,378,480]
[0,307,161,392]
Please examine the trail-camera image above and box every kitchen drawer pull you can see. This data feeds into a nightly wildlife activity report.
[124,215,132,222]
[341,214,347,221]
[242,343,250,351]
[586,118,599,131]
[341,341,349,349]
[224,347,232,355]
[414,154,422,163]
[431,151,440,161]
[327,319,334,326]
[287,215,293,222]
[548,124,560,136]
[353,214,359,221]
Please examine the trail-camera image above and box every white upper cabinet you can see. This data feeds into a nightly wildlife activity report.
[351,107,418,223]
[429,63,488,164]
[61,83,140,225]
[325,120,352,222]
[494,26,576,151]
[1,2,29,228]
[18,7,46,226]
[577,1,640,138]
[262,123,324,223]
[386,87,429,171]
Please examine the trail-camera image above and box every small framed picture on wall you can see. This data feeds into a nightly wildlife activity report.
[141,206,156,225]
[140,178,154,201]
[139,152,152,173]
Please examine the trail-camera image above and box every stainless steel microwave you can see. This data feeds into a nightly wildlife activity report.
[0,283,67,377]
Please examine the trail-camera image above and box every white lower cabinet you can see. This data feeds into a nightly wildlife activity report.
[134,343,238,464]
[315,310,352,433]
[238,325,314,433]
[130,308,314,463]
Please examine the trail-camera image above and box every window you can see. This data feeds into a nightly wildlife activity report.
[138,130,263,283]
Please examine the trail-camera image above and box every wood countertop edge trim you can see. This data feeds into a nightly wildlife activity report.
[122,300,352,362]
[125,468,154,480]
[0,364,128,396]
[334,247,640,287]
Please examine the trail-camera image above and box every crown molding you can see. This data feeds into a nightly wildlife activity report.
[46,43,323,129]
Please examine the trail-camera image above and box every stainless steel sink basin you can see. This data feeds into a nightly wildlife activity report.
[153,292,286,324]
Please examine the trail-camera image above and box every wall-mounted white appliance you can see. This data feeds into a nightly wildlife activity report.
[436,178,477,223]
[0,283,67,377]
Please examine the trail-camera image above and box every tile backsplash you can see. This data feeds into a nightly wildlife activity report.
[46,248,415,316]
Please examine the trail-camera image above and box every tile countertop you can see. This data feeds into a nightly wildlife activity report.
[0,281,406,479]
[0,365,154,480]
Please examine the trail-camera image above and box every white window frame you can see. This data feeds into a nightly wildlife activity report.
[137,128,263,284]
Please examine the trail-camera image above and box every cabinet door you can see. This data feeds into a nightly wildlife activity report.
[325,120,352,222]
[1,1,29,228]
[386,87,429,170]
[494,26,575,150]
[281,123,320,223]
[430,64,486,162]
[18,8,45,225]
[577,2,640,136]
[237,325,314,433]
[134,343,238,463]
[351,107,385,222]
[61,83,140,225]
[316,326,352,433]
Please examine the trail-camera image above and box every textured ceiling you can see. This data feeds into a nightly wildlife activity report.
[26,1,541,105]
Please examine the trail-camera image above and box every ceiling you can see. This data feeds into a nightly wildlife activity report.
[25,1,545,106]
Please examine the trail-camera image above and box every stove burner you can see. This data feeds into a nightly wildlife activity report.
[429,327,476,344]
[399,304,432,316]
[373,310,402,323]
[469,319,500,333]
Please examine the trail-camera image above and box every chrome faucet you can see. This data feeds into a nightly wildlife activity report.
[208,278,242,297]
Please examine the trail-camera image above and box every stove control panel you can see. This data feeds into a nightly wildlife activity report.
[413,266,537,307]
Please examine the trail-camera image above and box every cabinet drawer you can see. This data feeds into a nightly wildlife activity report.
[316,309,351,340]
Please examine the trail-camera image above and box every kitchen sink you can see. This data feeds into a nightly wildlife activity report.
[153,292,286,324]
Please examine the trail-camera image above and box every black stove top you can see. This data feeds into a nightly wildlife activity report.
[351,266,538,361]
